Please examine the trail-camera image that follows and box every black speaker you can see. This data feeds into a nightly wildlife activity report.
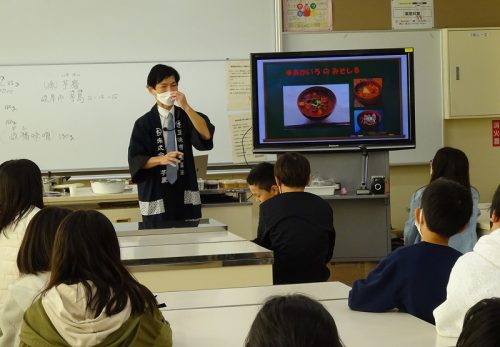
[371,176,385,194]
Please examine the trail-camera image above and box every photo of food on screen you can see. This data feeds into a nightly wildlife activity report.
[283,84,350,127]
[353,78,383,107]
[354,109,384,133]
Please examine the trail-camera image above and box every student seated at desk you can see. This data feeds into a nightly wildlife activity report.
[247,162,279,242]
[455,297,500,347]
[404,147,480,254]
[247,162,279,204]
[245,294,344,347]
[349,178,472,324]
[0,207,72,347]
[253,153,335,285]
[0,159,43,306]
[19,210,172,347]
[434,184,500,337]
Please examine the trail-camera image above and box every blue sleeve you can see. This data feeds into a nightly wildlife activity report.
[348,252,401,312]
[403,190,422,246]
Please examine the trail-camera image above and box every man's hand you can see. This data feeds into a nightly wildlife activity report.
[169,91,188,110]
[169,91,211,140]
[158,151,184,167]
[144,151,184,169]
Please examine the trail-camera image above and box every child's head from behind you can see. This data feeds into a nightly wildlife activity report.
[245,294,343,347]
[0,159,44,231]
[247,162,278,203]
[274,153,310,189]
[430,147,470,188]
[419,178,472,238]
[47,209,158,317]
[490,184,500,230]
[50,209,122,283]
[456,297,500,347]
[17,206,72,275]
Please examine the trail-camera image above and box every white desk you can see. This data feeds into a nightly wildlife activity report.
[163,298,458,347]
[156,281,350,311]
[119,231,242,248]
[120,229,273,292]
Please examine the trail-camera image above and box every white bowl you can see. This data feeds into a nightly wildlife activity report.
[91,179,127,194]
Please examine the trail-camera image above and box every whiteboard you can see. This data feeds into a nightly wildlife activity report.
[0,61,257,171]
[283,30,444,165]
[0,0,279,64]
[0,0,279,171]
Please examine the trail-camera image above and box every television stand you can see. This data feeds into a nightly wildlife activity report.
[356,145,371,195]
[304,152,391,261]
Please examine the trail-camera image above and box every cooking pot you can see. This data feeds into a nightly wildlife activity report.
[42,175,71,192]
[91,179,127,194]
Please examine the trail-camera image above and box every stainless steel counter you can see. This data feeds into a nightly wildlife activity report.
[118,231,243,248]
[44,186,138,205]
[116,218,273,291]
[114,218,227,237]
[117,219,271,269]
[121,239,272,268]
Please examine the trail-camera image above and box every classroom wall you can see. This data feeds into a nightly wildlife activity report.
[327,0,500,230]
[5,1,496,230]
[445,119,499,204]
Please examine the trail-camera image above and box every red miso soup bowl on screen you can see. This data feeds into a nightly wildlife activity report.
[297,86,336,120]
[354,80,382,106]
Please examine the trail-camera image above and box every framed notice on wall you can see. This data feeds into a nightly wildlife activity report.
[283,0,333,32]
[391,0,434,29]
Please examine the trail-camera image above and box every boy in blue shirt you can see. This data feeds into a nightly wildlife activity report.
[348,178,473,324]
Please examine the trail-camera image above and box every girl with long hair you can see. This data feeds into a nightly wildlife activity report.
[0,206,72,347]
[19,210,172,347]
[0,159,43,305]
[404,147,480,253]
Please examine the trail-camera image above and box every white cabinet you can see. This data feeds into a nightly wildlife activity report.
[202,203,255,240]
[443,28,500,118]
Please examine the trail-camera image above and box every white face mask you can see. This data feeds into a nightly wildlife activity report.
[415,221,422,237]
[156,91,175,106]
[415,220,422,237]
[275,178,282,194]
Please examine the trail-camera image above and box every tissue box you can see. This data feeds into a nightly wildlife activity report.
[305,185,336,196]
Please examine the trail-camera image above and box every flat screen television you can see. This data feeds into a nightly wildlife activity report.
[251,48,415,153]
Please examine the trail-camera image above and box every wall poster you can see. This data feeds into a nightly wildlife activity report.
[283,0,333,32]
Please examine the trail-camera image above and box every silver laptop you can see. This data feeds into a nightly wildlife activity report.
[194,154,208,180]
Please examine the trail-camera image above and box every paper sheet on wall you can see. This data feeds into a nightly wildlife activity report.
[229,114,265,164]
[283,0,333,32]
[226,61,251,111]
[493,120,500,147]
[391,0,434,29]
